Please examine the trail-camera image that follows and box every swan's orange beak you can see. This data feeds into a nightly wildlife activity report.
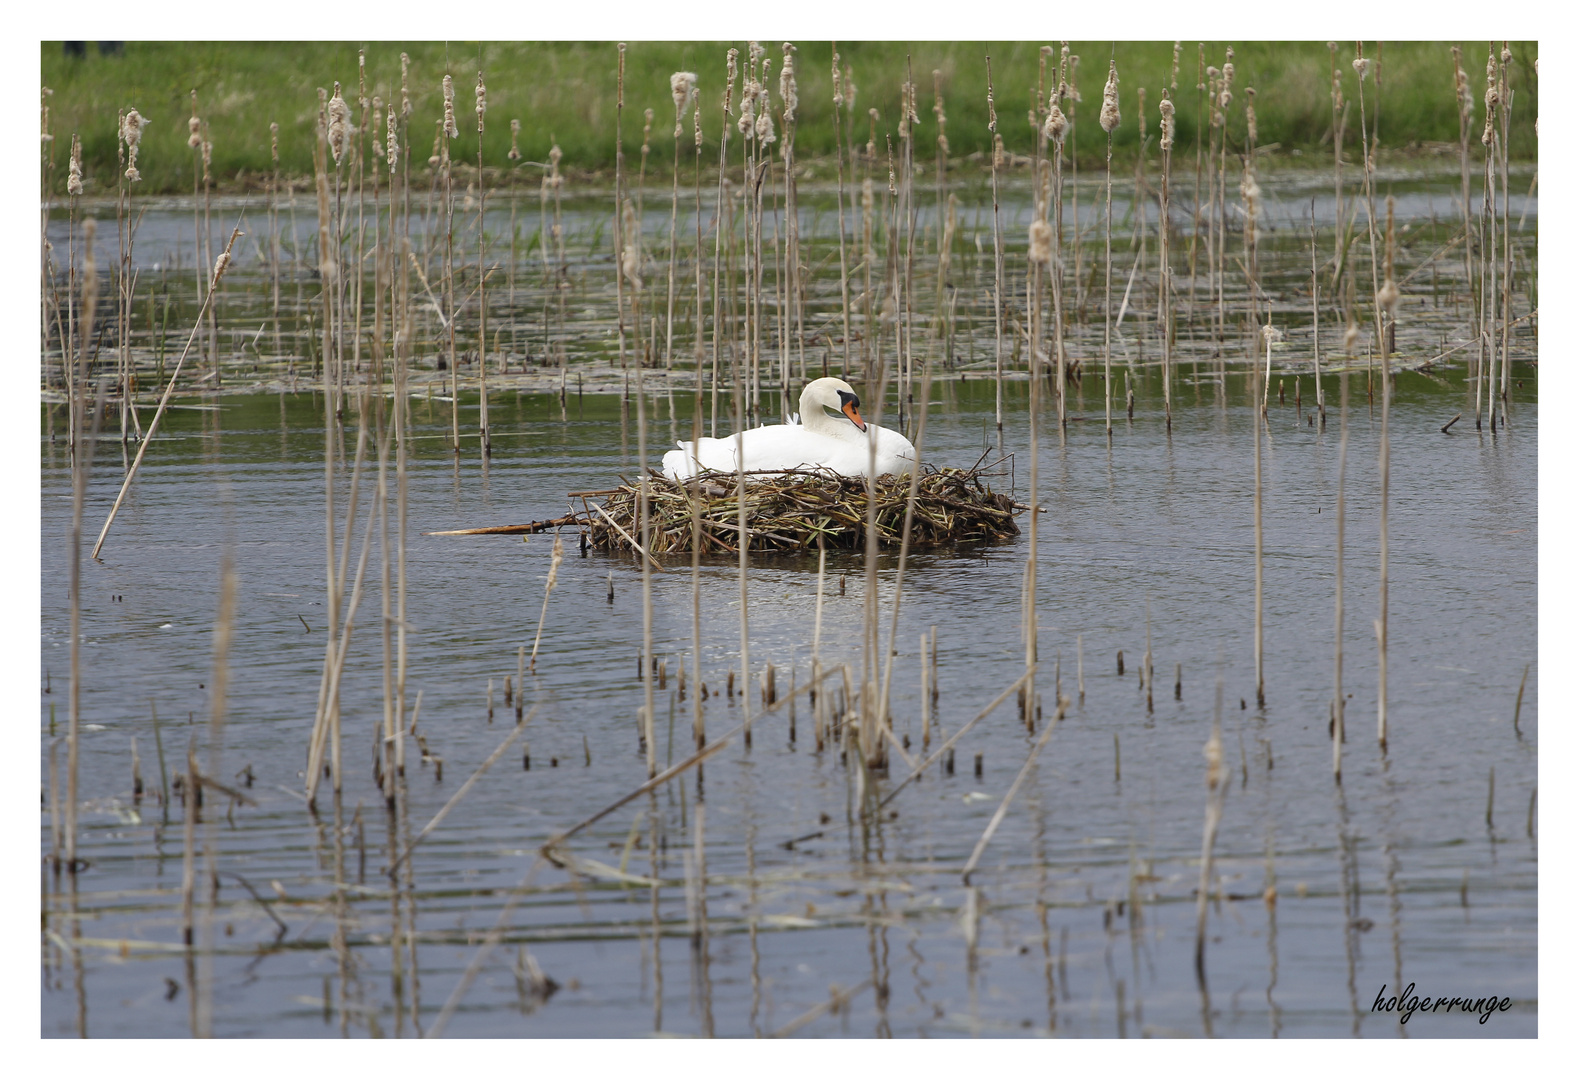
[842,400,867,431]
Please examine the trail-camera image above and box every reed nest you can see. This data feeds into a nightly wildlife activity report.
[581,466,1022,556]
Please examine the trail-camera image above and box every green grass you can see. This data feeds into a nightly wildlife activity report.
[41,40,1536,196]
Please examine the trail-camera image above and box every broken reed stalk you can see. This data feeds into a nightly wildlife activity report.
[66,380,107,874]
[528,533,564,671]
[91,226,242,561]
[877,370,933,744]
[961,694,1067,884]
[1333,369,1349,781]
[876,668,1034,811]
[1194,677,1227,984]
[544,669,835,853]
[1310,209,1325,425]
[196,554,239,1038]
[1377,327,1390,749]
[638,365,657,777]
[388,707,537,876]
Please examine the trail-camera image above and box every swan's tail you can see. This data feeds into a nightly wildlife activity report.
[662,441,699,481]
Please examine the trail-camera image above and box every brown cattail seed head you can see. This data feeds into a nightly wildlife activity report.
[212,249,231,285]
[475,72,486,133]
[1261,323,1283,346]
[400,53,411,117]
[1352,57,1370,81]
[756,105,775,145]
[188,115,203,149]
[508,118,520,160]
[387,111,399,172]
[201,138,212,182]
[1028,218,1052,265]
[442,74,458,138]
[1099,61,1120,133]
[693,96,703,148]
[1246,87,1257,145]
[121,108,147,182]
[67,133,82,195]
[1158,94,1175,152]
[1172,41,1181,89]
[724,48,739,116]
[1042,99,1067,144]
[670,71,697,136]
[371,98,384,161]
[1502,46,1512,65]
[327,83,352,164]
[1377,279,1399,312]
[40,85,52,143]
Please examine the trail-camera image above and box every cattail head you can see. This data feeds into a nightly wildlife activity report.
[1172,42,1181,89]
[844,65,857,114]
[1376,278,1399,313]
[1246,86,1257,145]
[694,95,703,148]
[40,85,52,143]
[327,82,352,164]
[201,137,212,183]
[1067,54,1082,102]
[545,533,564,594]
[737,81,755,136]
[1158,93,1175,152]
[724,48,739,116]
[1043,100,1067,144]
[861,175,873,213]
[780,44,797,118]
[121,108,147,182]
[1352,56,1370,81]
[756,105,775,145]
[642,107,653,156]
[1099,60,1120,133]
[508,118,520,160]
[1453,46,1473,122]
[832,49,842,107]
[371,98,384,161]
[121,107,148,149]
[387,111,399,172]
[1137,86,1146,138]
[1028,218,1052,265]
[400,53,411,117]
[620,198,642,290]
[67,133,82,195]
[867,107,878,159]
[188,115,203,149]
[475,72,486,134]
[1501,45,1512,66]
[442,74,457,139]
[212,249,232,285]
[670,71,697,135]
[1219,59,1235,108]
[1260,323,1283,346]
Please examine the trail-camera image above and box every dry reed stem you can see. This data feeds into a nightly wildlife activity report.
[90,226,241,561]
[961,693,1067,884]
[1194,678,1228,982]
[388,707,538,876]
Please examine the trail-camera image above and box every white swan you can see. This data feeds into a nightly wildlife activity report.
[661,377,917,481]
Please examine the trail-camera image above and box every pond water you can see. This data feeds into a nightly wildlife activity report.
[41,367,1536,1037]
[42,159,1538,1036]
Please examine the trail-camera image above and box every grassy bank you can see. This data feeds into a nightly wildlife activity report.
[41,40,1536,196]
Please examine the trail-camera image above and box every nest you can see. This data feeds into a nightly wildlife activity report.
[580,466,1021,556]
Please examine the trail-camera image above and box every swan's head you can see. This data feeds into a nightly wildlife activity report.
[801,377,866,435]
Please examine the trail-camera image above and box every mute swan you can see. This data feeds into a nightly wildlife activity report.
[661,377,917,481]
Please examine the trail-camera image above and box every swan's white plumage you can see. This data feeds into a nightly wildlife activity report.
[662,378,916,480]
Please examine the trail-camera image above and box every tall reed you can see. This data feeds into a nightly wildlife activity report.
[1100,60,1120,439]
[1158,90,1175,430]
